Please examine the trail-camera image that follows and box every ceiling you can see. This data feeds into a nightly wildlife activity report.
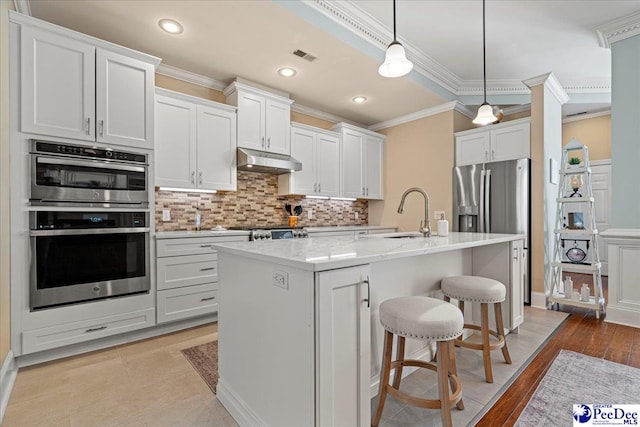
[26,0,640,126]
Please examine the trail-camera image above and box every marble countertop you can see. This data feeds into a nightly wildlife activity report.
[305,225,397,232]
[156,229,250,239]
[214,232,525,272]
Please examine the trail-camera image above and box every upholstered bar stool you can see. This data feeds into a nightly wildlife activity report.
[372,296,465,427]
[441,276,512,383]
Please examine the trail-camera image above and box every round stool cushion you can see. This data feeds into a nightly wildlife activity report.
[379,296,463,341]
[441,276,506,303]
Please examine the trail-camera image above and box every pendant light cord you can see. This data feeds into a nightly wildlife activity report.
[482,0,487,104]
[393,0,397,42]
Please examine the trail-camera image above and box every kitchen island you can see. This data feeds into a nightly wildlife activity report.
[214,232,525,426]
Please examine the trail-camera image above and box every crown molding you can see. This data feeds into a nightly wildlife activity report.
[156,64,227,92]
[305,0,461,94]
[596,11,640,48]
[562,109,611,124]
[523,72,570,105]
[291,104,363,128]
[368,101,471,131]
[456,79,531,96]
[13,0,31,15]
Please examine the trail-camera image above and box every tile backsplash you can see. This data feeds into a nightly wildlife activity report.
[155,171,368,232]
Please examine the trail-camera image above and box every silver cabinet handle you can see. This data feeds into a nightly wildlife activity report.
[261,136,265,147]
[200,244,213,248]
[318,183,321,193]
[85,326,107,333]
[313,183,317,193]
[485,151,489,161]
[86,117,91,134]
[99,119,104,137]
[267,137,271,149]
[366,187,369,196]
[492,149,495,159]
[513,248,519,260]
[200,267,215,271]
[200,297,216,302]
[362,187,365,196]
[191,171,195,184]
[199,171,203,184]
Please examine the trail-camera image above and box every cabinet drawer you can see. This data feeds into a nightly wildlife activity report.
[157,237,219,257]
[22,308,155,354]
[157,283,219,324]
[157,253,217,290]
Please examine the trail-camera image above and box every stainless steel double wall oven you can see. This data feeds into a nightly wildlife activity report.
[29,140,151,310]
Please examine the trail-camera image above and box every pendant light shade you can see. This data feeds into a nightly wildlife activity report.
[378,0,413,78]
[473,0,497,125]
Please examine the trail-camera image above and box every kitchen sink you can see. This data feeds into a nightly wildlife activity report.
[363,232,425,239]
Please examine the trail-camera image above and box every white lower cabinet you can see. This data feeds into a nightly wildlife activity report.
[22,308,155,354]
[156,235,248,324]
[157,283,219,324]
[317,265,371,426]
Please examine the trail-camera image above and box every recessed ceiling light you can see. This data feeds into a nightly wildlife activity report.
[158,19,184,34]
[352,96,367,104]
[278,67,297,77]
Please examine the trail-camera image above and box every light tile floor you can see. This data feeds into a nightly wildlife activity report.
[3,307,567,427]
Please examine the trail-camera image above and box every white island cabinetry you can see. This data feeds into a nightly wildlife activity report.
[215,232,524,426]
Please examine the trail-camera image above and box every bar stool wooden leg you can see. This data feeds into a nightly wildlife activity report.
[372,330,393,427]
[480,303,493,383]
[455,300,465,346]
[494,302,512,364]
[392,336,406,389]
[447,340,464,410]
[436,341,453,427]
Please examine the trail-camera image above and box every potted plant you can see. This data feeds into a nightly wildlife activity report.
[568,157,581,168]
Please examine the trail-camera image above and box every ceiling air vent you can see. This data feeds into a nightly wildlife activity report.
[293,49,317,62]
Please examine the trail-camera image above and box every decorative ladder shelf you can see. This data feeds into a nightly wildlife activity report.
[548,138,605,318]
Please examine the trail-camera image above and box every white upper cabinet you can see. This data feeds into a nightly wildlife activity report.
[224,82,294,155]
[155,89,237,192]
[455,118,531,166]
[18,18,158,149]
[333,123,385,200]
[279,123,340,197]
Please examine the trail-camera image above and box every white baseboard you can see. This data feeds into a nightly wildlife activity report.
[605,305,640,328]
[0,350,18,425]
[217,378,267,427]
[531,291,548,309]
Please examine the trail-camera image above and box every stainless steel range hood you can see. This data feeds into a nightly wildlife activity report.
[237,148,302,175]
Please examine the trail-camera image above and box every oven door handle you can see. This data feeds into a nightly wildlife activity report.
[30,227,150,236]
[36,156,146,173]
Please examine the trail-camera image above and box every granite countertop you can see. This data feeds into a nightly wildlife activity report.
[156,229,251,239]
[214,232,525,272]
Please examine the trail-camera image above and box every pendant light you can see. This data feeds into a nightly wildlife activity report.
[378,0,413,78]
[473,0,498,125]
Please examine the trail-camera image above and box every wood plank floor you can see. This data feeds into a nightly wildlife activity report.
[477,274,640,426]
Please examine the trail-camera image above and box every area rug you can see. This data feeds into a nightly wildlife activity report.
[181,341,218,394]
[515,350,640,426]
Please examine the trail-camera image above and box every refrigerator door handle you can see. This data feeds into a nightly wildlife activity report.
[485,169,492,232]
[479,169,486,233]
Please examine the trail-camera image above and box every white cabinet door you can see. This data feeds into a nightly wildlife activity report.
[490,122,530,162]
[510,240,525,329]
[365,137,384,200]
[155,95,197,189]
[316,133,340,197]
[317,265,371,427]
[197,105,237,191]
[265,99,291,155]
[96,49,154,148]
[236,91,265,151]
[21,26,95,141]
[456,132,489,166]
[289,126,316,195]
[342,130,365,199]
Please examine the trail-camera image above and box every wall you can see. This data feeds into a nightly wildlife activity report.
[611,35,640,228]
[153,74,366,230]
[1,0,13,366]
[369,110,454,232]
[156,172,367,231]
[562,114,611,161]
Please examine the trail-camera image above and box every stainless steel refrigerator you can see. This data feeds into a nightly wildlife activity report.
[453,158,531,303]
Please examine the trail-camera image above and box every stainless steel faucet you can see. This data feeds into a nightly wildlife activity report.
[397,187,431,237]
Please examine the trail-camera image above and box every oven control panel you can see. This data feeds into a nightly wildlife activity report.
[250,228,308,240]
